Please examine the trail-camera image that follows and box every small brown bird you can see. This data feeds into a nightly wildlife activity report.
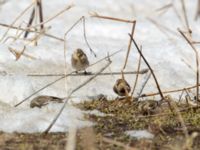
[71,48,89,73]
[138,100,159,115]
[113,79,131,97]
[30,96,64,108]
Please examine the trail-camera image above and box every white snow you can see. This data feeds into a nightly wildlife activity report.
[126,130,154,139]
[0,0,199,132]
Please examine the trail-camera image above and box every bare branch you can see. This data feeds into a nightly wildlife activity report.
[91,13,135,23]
[122,20,136,70]
[26,69,148,77]
[131,46,143,96]
[0,23,64,42]
[0,1,35,42]
[128,34,164,100]
[178,28,199,103]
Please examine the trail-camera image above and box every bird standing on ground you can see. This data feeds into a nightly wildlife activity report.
[30,96,64,108]
[138,100,159,115]
[113,78,131,97]
[71,48,89,73]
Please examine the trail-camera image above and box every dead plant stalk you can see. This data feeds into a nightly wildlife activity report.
[178,28,199,103]
[0,1,35,42]
[128,34,164,99]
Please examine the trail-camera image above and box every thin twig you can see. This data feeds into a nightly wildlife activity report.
[31,5,73,28]
[0,1,35,42]
[172,3,183,25]
[63,16,96,58]
[37,0,44,30]
[180,0,191,34]
[178,28,199,103]
[64,16,83,37]
[195,0,200,20]
[24,7,35,38]
[0,23,64,42]
[91,13,135,23]
[82,17,96,57]
[129,34,164,100]
[131,46,142,96]
[148,18,178,37]
[136,71,151,98]
[156,3,172,12]
[8,46,35,60]
[123,20,136,70]
[140,84,200,98]
[192,41,200,44]
[178,89,185,103]
[27,70,148,77]
[180,58,195,73]
[43,59,111,134]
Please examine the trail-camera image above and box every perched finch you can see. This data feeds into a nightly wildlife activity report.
[113,79,131,97]
[71,48,89,73]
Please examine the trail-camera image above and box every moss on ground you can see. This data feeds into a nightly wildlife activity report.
[76,97,200,150]
[1,97,200,149]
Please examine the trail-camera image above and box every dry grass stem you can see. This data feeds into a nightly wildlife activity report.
[27,70,148,77]
[8,46,36,60]
[140,83,200,98]
[31,5,73,28]
[24,7,36,38]
[91,13,135,23]
[0,1,35,42]
[156,3,173,12]
[82,17,96,57]
[136,71,151,98]
[195,0,200,20]
[37,0,44,30]
[148,18,178,37]
[178,28,199,103]
[122,20,136,70]
[172,4,183,24]
[180,0,191,34]
[131,46,142,96]
[181,58,195,73]
[0,23,64,42]
[129,34,164,100]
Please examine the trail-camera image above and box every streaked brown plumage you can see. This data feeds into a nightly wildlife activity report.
[30,96,63,108]
[113,79,131,96]
[71,48,89,72]
[138,100,159,115]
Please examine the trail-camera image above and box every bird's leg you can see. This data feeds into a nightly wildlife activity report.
[84,70,91,75]
[83,70,87,75]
